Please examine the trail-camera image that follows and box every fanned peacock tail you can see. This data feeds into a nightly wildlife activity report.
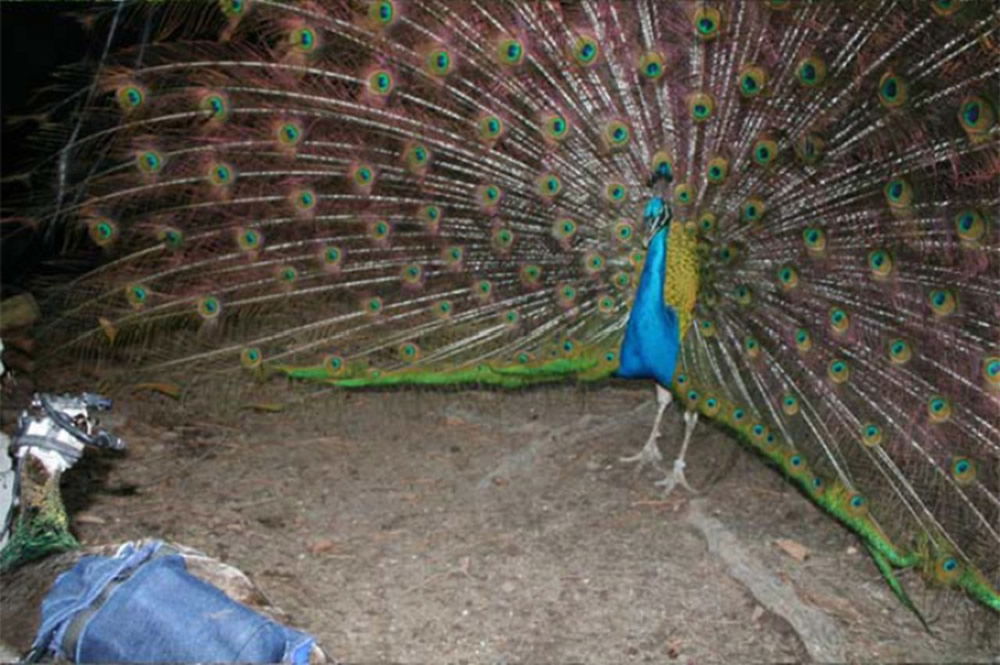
[20,0,1000,616]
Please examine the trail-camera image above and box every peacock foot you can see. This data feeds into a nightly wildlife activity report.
[620,383,671,470]
[655,457,698,495]
[619,436,664,470]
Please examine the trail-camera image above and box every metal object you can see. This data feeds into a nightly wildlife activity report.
[0,393,126,551]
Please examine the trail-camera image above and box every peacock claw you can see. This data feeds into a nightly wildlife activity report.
[655,457,698,495]
[619,438,664,469]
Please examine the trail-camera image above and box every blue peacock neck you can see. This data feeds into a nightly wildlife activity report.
[616,226,680,387]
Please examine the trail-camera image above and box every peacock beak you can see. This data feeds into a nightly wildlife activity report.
[642,196,671,248]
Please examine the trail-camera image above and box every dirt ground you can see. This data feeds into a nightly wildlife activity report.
[4,383,999,663]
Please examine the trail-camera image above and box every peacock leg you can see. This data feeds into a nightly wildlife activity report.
[620,383,671,469]
[655,410,699,494]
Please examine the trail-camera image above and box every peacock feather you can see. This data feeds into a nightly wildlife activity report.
[11,0,1000,620]
[0,459,79,574]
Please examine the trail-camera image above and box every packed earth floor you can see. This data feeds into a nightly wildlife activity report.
[2,384,997,663]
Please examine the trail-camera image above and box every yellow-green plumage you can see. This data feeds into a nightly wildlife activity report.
[0,462,79,573]
[663,222,700,341]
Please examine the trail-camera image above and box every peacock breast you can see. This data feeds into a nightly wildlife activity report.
[664,223,700,339]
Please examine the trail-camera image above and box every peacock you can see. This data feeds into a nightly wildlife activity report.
[10,0,1000,625]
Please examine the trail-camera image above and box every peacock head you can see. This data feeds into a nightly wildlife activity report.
[642,165,674,246]
[642,195,672,248]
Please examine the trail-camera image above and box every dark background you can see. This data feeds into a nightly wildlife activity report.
[2,2,109,295]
